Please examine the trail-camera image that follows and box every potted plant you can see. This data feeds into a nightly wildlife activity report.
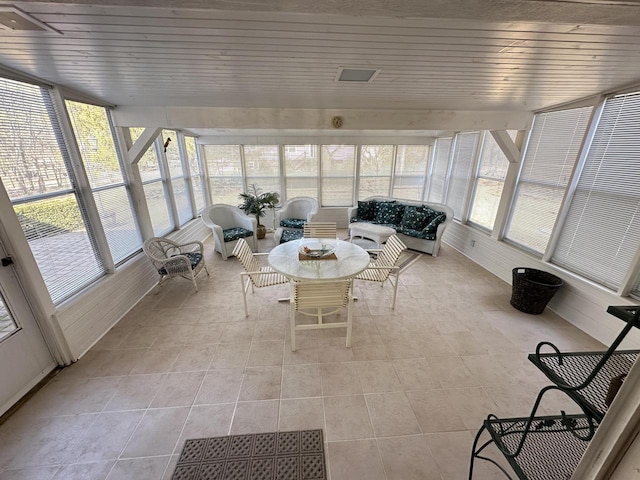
[238,184,280,239]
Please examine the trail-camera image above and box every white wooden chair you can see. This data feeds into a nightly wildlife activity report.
[201,204,257,260]
[355,234,407,309]
[289,279,353,351]
[303,222,337,239]
[143,237,209,292]
[233,238,289,317]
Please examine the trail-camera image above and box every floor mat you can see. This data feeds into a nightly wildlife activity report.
[172,429,326,480]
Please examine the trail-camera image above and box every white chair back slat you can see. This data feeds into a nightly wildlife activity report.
[303,222,337,239]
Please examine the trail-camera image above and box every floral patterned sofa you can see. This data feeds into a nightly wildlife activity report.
[347,196,453,256]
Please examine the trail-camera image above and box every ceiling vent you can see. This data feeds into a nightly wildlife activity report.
[335,67,381,83]
[0,6,60,34]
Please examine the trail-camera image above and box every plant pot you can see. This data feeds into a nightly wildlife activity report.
[256,224,267,239]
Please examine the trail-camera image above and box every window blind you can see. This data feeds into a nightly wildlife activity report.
[1,77,105,304]
[552,93,640,291]
[204,145,243,205]
[468,132,511,231]
[321,145,356,207]
[138,139,172,235]
[446,132,480,220]
[244,145,281,194]
[505,107,592,254]
[163,130,192,225]
[185,136,206,212]
[392,145,430,201]
[284,145,318,200]
[427,137,452,203]
[359,145,393,199]
[66,101,142,263]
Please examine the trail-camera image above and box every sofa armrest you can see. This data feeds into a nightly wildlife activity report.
[347,206,358,222]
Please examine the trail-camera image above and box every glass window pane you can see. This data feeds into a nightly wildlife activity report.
[359,177,391,199]
[427,138,452,203]
[469,179,505,230]
[185,136,205,212]
[447,132,480,220]
[395,146,430,174]
[285,177,318,198]
[204,145,242,176]
[360,145,393,176]
[173,178,193,225]
[138,146,162,182]
[209,177,244,205]
[162,130,184,178]
[0,292,19,341]
[143,182,172,235]
[66,101,142,263]
[393,176,424,201]
[244,145,280,196]
[321,145,355,206]
[284,144,318,200]
[14,194,104,303]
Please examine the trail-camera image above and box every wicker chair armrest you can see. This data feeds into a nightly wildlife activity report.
[161,254,192,274]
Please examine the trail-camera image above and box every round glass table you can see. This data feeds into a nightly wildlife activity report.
[268,238,370,281]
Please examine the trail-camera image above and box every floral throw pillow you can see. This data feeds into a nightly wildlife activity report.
[401,206,431,230]
[375,202,405,225]
[357,200,376,220]
[421,213,447,236]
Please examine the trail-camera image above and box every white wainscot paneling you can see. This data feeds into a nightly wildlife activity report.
[56,219,211,359]
[443,222,640,349]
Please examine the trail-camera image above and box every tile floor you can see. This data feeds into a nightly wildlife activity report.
[0,233,605,480]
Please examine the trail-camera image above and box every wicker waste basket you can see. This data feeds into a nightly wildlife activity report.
[511,267,563,315]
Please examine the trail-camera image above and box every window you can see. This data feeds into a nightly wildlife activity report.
[392,145,430,201]
[185,136,206,212]
[243,145,281,194]
[283,145,318,199]
[66,101,142,262]
[162,130,192,226]
[427,137,452,203]
[505,107,592,254]
[204,145,243,205]
[1,77,105,304]
[358,145,393,199]
[321,145,356,206]
[446,132,481,220]
[133,128,173,236]
[552,93,640,291]
[468,132,513,231]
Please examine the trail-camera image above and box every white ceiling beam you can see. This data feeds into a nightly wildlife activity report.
[490,130,522,163]
[127,127,162,164]
[113,107,532,132]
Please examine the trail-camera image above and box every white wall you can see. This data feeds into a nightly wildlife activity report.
[56,219,210,359]
[443,222,640,348]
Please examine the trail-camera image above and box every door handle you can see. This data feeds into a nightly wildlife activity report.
[1,257,14,267]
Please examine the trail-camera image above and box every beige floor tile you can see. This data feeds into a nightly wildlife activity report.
[424,431,474,479]
[247,340,284,366]
[327,439,385,480]
[73,411,144,464]
[443,331,491,355]
[119,326,162,349]
[428,356,480,388]
[356,360,402,393]
[230,400,279,434]
[209,343,250,368]
[461,354,516,385]
[278,398,324,431]
[444,387,500,430]
[238,366,282,401]
[51,461,114,480]
[121,407,190,458]
[186,324,226,346]
[170,345,216,372]
[105,456,170,480]
[320,363,362,396]
[104,375,165,411]
[283,345,319,365]
[405,390,467,433]
[315,345,355,363]
[0,466,60,480]
[130,348,181,374]
[281,364,321,398]
[175,404,235,453]
[365,392,421,437]
[151,371,205,408]
[253,320,286,341]
[392,358,441,390]
[194,368,243,405]
[491,353,550,384]
[220,322,256,343]
[323,395,373,441]
[90,350,146,377]
[377,435,441,480]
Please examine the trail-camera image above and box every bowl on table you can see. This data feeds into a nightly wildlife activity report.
[298,240,337,258]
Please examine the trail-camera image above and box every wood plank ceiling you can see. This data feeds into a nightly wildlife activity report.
[2,1,640,112]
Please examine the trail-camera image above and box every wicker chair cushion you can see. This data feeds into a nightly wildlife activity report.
[375,202,405,225]
[223,227,254,242]
[398,226,437,241]
[158,252,203,275]
[280,218,306,229]
[280,229,304,243]
[421,213,447,236]
[357,200,376,220]
[400,205,433,230]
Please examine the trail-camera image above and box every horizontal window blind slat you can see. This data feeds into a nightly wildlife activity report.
[284,145,318,199]
[427,137,451,203]
[447,132,480,220]
[552,93,640,291]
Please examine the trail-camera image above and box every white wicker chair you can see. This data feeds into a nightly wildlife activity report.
[143,237,209,292]
[355,234,407,309]
[303,222,337,239]
[202,204,257,260]
[289,279,353,351]
[233,238,289,317]
[276,196,319,231]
